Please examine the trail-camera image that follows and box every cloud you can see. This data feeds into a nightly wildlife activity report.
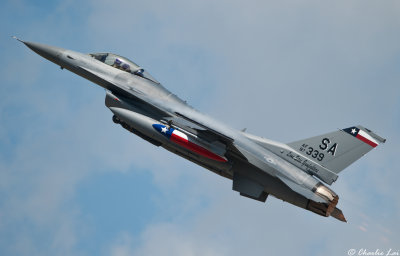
[84,0,400,254]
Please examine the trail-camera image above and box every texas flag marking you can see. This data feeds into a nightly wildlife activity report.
[152,124,227,162]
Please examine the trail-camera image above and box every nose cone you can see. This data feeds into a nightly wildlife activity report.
[22,41,65,65]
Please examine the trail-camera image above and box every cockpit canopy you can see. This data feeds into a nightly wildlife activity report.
[89,53,159,84]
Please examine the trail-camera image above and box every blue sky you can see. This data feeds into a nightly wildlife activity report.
[1,0,399,255]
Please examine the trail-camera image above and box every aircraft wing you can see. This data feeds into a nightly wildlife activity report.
[166,112,249,160]
[84,64,248,161]
[172,112,234,144]
[94,70,245,160]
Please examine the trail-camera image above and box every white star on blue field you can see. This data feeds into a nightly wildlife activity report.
[1,0,399,255]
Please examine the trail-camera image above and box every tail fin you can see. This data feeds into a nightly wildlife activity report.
[288,126,386,175]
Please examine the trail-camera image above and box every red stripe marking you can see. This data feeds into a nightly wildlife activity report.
[170,134,227,162]
[356,134,377,148]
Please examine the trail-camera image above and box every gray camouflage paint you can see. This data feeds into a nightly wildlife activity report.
[17,38,386,222]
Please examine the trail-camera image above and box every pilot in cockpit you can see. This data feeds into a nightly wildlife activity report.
[90,53,160,84]
[113,58,132,73]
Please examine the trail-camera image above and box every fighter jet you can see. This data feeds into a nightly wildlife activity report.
[15,37,386,222]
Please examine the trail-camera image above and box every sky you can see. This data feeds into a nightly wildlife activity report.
[1,0,399,255]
